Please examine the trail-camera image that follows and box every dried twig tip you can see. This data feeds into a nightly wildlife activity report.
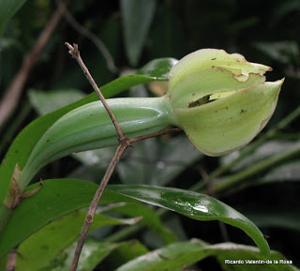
[65,42,79,58]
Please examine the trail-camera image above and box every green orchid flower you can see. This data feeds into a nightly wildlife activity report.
[167,49,284,156]
[17,49,283,187]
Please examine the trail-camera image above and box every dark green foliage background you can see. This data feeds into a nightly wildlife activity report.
[0,0,299,270]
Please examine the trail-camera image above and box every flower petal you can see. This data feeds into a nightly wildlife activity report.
[168,49,271,109]
[174,80,283,156]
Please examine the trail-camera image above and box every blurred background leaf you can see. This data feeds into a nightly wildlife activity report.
[121,0,156,66]
[0,0,27,35]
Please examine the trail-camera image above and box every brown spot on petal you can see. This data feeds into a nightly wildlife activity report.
[233,73,249,82]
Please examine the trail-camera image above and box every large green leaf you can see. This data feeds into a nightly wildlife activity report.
[0,178,269,258]
[109,185,270,254]
[0,180,269,259]
[116,240,298,271]
[121,0,156,66]
[0,179,171,257]
[20,96,170,185]
[16,209,138,271]
[0,180,96,257]
[0,57,176,208]
[0,0,27,35]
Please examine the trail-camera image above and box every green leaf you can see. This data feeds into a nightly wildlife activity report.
[138,58,178,79]
[0,180,97,257]
[0,0,27,35]
[109,185,270,254]
[116,240,298,271]
[21,96,170,190]
[1,180,269,260]
[16,210,138,271]
[148,3,185,58]
[0,179,170,257]
[121,0,156,66]
[0,57,177,211]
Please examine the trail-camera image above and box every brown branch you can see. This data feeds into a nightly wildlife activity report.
[58,0,117,73]
[66,43,180,270]
[67,42,128,270]
[65,42,126,142]
[69,144,127,270]
[0,2,66,130]
[129,128,181,144]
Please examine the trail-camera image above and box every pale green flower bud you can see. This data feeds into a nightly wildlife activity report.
[167,49,284,156]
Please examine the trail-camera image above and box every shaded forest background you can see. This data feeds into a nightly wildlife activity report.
[0,0,300,269]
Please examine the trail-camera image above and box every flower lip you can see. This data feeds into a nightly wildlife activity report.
[188,90,237,108]
[166,48,284,156]
[172,79,284,156]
